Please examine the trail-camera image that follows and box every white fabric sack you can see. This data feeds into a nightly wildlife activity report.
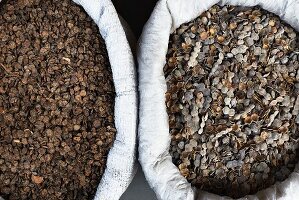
[0,0,137,200]
[138,0,299,200]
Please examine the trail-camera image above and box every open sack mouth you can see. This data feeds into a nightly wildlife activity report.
[0,0,135,199]
[138,0,299,199]
[165,4,299,199]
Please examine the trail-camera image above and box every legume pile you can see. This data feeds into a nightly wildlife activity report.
[165,5,299,198]
[0,0,116,199]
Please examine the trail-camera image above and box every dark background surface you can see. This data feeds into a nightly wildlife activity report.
[112,0,158,37]
[111,1,159,199]
[120,164,158,200]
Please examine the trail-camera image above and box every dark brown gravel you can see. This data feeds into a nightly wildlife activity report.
[0,0,116,199]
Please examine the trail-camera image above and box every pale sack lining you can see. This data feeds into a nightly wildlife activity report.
[138,0,299,200]
[0,0,138,200]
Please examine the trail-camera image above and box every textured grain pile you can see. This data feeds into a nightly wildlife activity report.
[165,5,299,198]
[0,0,116,199]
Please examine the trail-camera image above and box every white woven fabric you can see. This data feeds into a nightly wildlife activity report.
[138,0,299,200]
[0,0,137,200]
[72,1,138,199]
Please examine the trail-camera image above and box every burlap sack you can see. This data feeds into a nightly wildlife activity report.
[138,0,299,199]
[0,0,137,199]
